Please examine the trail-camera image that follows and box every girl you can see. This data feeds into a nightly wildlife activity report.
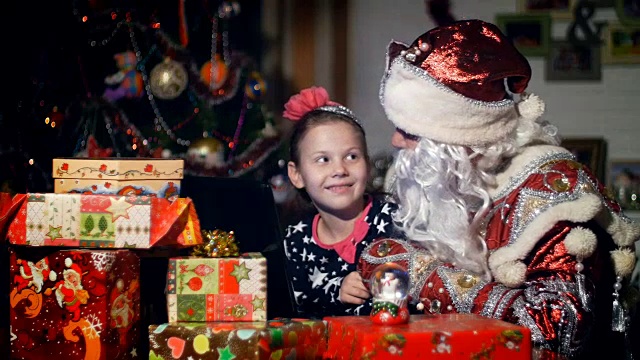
[281,86,398,318]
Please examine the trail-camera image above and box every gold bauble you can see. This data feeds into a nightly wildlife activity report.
[187,137,225,169]
[149,58,188,100]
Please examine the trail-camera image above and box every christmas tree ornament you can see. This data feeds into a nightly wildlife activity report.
[218,1,241,18]
[45,107,65,129]
[149,58,188,100]
[245,71,266,100]
[369,262,410,325]
[199,55,229,91]
[103,51,144,102]
[187,137,225,169]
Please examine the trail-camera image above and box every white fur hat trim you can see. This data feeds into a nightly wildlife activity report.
[611,248,636,277]
[493,260,527,288]
[381,58,519,146]
[563,227,597,258]
[49,271,57,282]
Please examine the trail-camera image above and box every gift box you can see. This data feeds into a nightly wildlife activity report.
[52,158,184,199]
[166,253,267,322]
[323,314,531,359]
[9,247,141,359]
[6,193,201,248]
[149,318,327,360]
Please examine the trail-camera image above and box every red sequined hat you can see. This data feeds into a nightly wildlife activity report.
[380,19,545,146]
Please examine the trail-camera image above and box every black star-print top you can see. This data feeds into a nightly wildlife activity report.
[283,196,398,319]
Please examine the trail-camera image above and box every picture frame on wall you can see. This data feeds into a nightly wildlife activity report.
[496,13,552,56]
[608,160,640,210]
[615,0,640,26]
[560,137,608,183]
[602,23,640,64]
[545,41,602,81]
[517,0,576,20]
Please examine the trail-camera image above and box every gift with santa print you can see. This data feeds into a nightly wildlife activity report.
[9,246,140,360]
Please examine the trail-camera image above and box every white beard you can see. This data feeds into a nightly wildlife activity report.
[31,269,44,293]
[392,140,492,279]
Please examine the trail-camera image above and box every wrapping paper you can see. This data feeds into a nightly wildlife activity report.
[52,158,184,180]
[54,178,181,199]
[6,193,201,248]
[323,314,531,359]
[166,253,267,322]
[149,318,327,360]
[9,247,141,359]
[52,158,183,199]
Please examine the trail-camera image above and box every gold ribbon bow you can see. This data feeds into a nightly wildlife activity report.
[191,229,240,257]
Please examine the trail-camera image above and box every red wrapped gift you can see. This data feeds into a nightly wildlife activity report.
[6,193,201,248]
[149,318,327,359]
[9,247,141,359]
[323,314,531,359]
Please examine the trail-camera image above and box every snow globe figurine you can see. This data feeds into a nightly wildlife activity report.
[368,262,410,325]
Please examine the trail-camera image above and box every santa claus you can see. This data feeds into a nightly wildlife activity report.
[110,278,139,345]
[110,278,136,328]
[14,257,57,293]
[44,258,90,321]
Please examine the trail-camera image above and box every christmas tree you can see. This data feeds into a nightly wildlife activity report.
[3,0,284,190]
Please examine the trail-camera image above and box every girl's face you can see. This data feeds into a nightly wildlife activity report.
[288,121,369,217]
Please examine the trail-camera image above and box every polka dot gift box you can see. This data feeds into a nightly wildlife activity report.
[148,318,327,360]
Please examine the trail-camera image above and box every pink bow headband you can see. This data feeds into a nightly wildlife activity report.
[282,86,359,124]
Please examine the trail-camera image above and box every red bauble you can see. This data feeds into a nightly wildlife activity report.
[186,276,203,291]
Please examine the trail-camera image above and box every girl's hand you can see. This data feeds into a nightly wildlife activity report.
[339,271,370,304]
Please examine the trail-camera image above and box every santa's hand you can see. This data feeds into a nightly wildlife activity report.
[44,288,52,296]
[339,271,371,305]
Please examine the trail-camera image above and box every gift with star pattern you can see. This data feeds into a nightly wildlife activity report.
[6,193,201,248]
[149,318,327,360]
[166,252,268,322]
[52,157,184,199]
[323,314,531,359]
[9,247,141,359]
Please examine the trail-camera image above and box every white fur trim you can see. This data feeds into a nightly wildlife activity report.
[610,248,636,277]
[607,216,640,247]
[493,260,527,288]
[563,227,597,258]
[49,271,57,282]
[65,258,72,268]
[490,146,572,198]
[489,193,602,275]
[381,59,519,146]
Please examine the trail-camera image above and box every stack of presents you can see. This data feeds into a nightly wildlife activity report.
[0,157,534,359]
